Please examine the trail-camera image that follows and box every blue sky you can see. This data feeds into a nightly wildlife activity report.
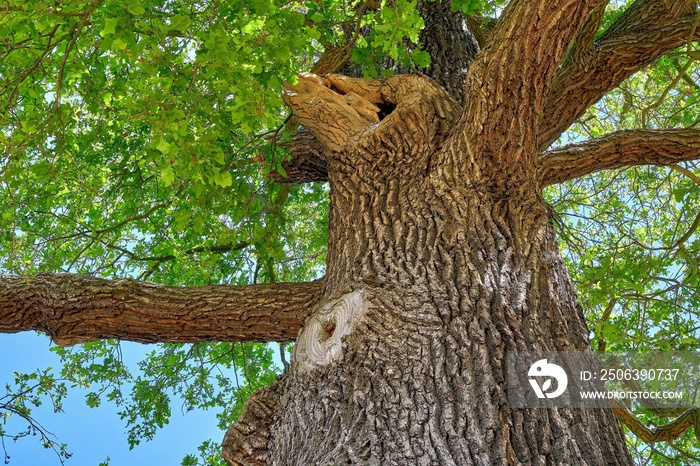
[0,332,226,466]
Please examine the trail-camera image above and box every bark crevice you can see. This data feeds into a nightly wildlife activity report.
[222,384,280,466]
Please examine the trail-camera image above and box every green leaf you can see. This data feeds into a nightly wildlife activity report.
[214,171,232,188]
[156,139,173,154]
[173,212,191,231]
[241,19,264,34]
[30,161,53,182]
[170,14,191,32]
[412,49,430,68]
[128,3,145,15]
[213,149,225,165]
[112,37,127,50]
[101,18,119,37]
[161,166,175,186]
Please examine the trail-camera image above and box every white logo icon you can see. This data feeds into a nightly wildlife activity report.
[528,359,568,399]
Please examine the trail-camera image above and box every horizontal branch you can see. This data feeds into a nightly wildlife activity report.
[0,273,324,346]
[538,129,700,187]
[539,0,698,151]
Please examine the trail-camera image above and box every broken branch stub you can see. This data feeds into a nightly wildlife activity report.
[282,73,460,157]
[283,73,379,153]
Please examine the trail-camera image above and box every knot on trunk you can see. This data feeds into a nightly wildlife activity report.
[293,290,366,372]
[283,73,460,157]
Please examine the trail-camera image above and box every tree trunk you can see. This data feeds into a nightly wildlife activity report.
[224,67,633,464]
[267,156,629,466]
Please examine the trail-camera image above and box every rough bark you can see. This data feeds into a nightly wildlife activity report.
[0,273,322,346]
[277,0,700,186]
[221,2,647,463]
[459,0,605,192]
[416,0,479,104]
[222,384,280,466]
[568,2,608,66]
[278,128,328,184]
[3,1,699,464]
[538,128,700,187]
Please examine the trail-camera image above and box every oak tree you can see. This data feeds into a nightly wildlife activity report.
[1,0,700,464]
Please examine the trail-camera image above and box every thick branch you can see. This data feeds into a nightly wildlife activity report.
[569,2,608,66]
[465,15,497,49]
[459,0,603,188]
[612,400,700,443]
[598,0,695,41]
[417,0,479,104]
[0,273,324,346]
[539,0,698,151]
[538,129,700,187]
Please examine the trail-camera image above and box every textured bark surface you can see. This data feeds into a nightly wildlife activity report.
[275,0,480,185]
[278,0,699,186]
[0,273,322,345]
[220,0,700,462]
[246,66,634,464]
[416,0,479,104]
[270,195,630,465]
[280,12,700,187]
[222,385,280,466]
[459,0,605,193]
[3,1,700,464]
[278,128,328,184]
